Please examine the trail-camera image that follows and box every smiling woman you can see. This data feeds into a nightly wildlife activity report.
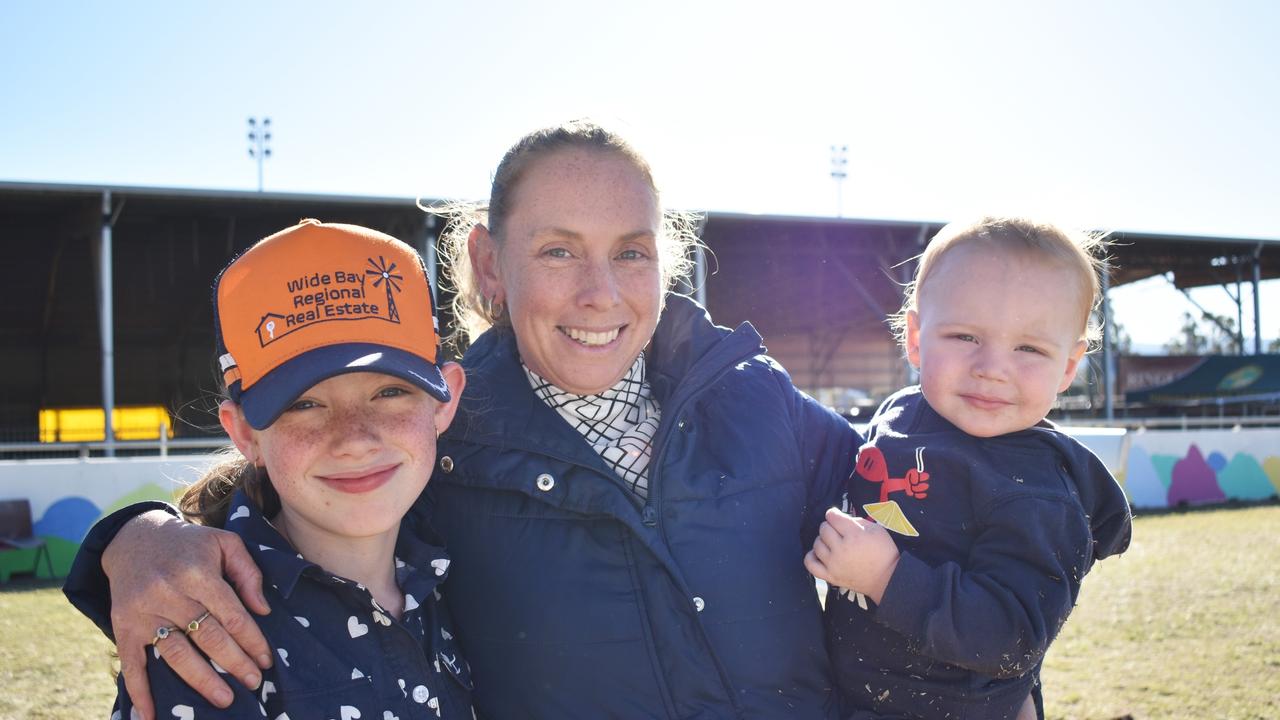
[467,147,664,394]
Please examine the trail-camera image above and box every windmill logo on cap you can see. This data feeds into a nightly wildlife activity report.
[367,255,403,323]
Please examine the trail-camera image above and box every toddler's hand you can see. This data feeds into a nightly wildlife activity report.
[804,507,900,604]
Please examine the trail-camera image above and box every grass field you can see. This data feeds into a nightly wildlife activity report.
[1039,503,1279,720]
[2,504,1277,719]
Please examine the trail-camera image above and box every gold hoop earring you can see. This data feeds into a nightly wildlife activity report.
[481,294,504,319]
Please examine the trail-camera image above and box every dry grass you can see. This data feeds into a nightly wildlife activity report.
[0,578,118,720]
[1,505,1277,719]
[1041,503,1280,720]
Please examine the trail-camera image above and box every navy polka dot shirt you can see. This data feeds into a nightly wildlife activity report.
[111,489,474,719]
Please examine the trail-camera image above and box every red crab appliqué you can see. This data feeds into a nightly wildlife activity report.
[855,445,930,503]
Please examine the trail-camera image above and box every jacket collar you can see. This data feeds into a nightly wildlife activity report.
[647,294,764,406]
[447,294,764,454]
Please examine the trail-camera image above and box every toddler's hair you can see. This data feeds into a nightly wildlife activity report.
[890,216,1108,348]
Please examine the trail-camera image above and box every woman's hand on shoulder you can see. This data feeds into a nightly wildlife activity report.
[104,510,272,720]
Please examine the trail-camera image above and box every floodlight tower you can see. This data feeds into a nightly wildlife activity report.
[248,117,272,192]
[830,145,848,217]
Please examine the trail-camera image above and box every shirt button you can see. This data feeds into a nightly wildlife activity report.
[693,596,706,612]
[536,473,555,491]
[439,456,454,473]
[412,684,430,703]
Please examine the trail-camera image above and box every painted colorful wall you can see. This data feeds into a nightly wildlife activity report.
[0,455,215,581]
[1119,428,1280,509]
[2,427,1278,579]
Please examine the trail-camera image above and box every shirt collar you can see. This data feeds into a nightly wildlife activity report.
[225,489,316,600]
[523,352,652,431]
[394,512,452,609]
[224,489,450,605]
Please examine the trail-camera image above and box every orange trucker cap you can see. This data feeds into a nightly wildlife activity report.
[213,219,449,429]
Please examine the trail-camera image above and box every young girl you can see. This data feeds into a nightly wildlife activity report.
[111,219,473,719]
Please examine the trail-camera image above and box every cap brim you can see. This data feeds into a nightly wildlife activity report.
[238,343,450,430]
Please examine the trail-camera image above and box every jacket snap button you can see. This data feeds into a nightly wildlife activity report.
[439,456,454,473]
[693,596,705,612]
[536,473,555,491]
[641,506,657,526]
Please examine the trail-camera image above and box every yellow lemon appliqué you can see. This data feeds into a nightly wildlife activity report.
[862,500,919,537]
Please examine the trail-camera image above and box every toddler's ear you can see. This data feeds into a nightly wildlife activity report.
[904,310,923,369]
[1058,340,1087,393]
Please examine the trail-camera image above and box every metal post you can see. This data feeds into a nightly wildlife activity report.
[830,145,848,218]
[1253,244,1263,354]
[1101,264,1115,421]
[1234,262,1245,354]
[248,118,272,192]
[99,191,116,456]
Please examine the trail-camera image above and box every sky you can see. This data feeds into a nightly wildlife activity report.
[2,1,1277,350]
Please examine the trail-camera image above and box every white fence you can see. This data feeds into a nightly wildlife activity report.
[2,426,1277,578]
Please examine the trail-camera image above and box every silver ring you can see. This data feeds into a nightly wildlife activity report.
[152,625,178,645]
[185,611,212,634]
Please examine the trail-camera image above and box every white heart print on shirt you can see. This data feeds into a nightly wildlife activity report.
[348,616,369,638]
[171,706,194,720]
[340,706,361,720]
[430,559,450,576]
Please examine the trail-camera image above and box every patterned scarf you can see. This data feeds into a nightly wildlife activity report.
[525,354,661,499]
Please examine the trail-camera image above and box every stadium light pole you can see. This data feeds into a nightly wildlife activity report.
[830,145,848,218]
[248,117,272,192]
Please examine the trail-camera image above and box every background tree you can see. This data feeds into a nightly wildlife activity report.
[1109,319,1134,355]
[1163,311,1240,355]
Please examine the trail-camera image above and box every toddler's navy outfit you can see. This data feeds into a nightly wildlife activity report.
[110,490,473,720]
[825,386,1131,720]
